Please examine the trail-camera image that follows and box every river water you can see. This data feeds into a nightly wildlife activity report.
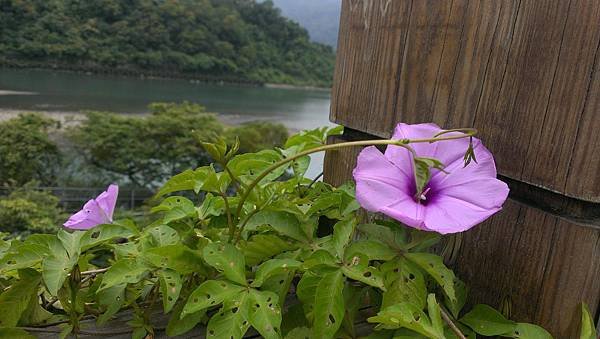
[0,68,334,177]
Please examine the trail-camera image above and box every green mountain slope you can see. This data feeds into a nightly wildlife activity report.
[0,0,335,86]
[271,0,341,47]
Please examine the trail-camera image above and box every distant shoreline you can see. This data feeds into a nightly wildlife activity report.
[0,108,301,133]
[0,63,331,91]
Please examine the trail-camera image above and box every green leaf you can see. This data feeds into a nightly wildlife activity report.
[96,284,126,325]
[580,303,597,339]
[357,223,408,250]
[0,244,47,272]
[285,327,312,339]
[404,252,456,301]
[445,278,467,319]
[201,139,228,163]
[245,211,308,242]
[380,259,427,310]
[427,294,444,335]
[20,288,53,325]
[460,304,516,336]
[345,240,396,261]
[146,225,181,246]
[252,259,301,287]
[166,301,206,337]
[203,242,247,286]
[296,271,321,322]
[98,259,149,291]
[42,252,76,296]
[183,280,246,316]
[261,272,296,305]
[206,290,251,339]
[155,167,214,197]
[229,150,287,184]
[0,270,41,327]
[151,196,196,223]
[312,270,345,338]
[332,217,356,259]
[341,254,385,290]
[284,126,343,151]
[249,289,282,339]
[367,303,444,339]
[159,269,181,313]
[242,234,296,266]
[57,230,84,259]
[302,249,338,270]
[143,244,205,275]
[0,328,36,339]
[80,224,137,250]
[504,323,553,339]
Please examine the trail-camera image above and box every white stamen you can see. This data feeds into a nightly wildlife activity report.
[419,187,431,201]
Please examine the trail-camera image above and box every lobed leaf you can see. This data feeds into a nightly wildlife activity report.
[182,280,245,316]
[251,258,302,287]
[312,270,345,338]
[203,242,247,286]
[404,252,456,301]
[159,269,182,313]
[249,289,283,339]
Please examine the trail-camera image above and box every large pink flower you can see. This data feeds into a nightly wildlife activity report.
[353,123,509,234]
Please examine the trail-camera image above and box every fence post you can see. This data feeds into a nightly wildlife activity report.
[324,1,600,337]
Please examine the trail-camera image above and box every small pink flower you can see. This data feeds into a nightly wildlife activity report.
[64,184,119,230]
[353,123,509,234]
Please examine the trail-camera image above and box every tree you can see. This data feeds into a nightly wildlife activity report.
[0,114,61,186]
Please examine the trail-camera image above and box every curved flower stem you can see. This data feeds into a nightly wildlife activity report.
[234,129,477,223]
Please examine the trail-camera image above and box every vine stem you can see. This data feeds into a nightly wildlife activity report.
[234,129,477,222]
[440,306,467,339]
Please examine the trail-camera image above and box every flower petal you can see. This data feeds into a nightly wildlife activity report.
[353,146,425,228]
[423,192,504,234]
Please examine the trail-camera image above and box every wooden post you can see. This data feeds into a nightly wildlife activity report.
[324,1,600,337]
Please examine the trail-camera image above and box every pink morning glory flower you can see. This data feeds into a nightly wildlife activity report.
[63,184,119,230]
[353,123,509,234]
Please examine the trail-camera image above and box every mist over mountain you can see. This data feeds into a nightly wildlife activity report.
[270,0,342,47]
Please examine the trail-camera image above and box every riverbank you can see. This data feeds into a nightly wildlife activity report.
[0,108,301,134]
[0,62,331,90]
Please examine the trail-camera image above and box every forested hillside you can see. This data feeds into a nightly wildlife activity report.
[271,0,341,47]
[0,0,335,86]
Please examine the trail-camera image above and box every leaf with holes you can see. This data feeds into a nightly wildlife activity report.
[146,225,181,246]
[357,222,408,250]
[251,259,301,287]
[249,289,282,339]
[206,291,251,339]
[332,217,356,259]
[367,302,444,339]
[80,224,137,251]
[404,252,456,301]
[312,270,345,338]
[503,323,553,339]
[296,271,321,323]
[580,303,597,339]
[159,269,182,313]
[203,242,247,286]
[143,244,205,275]
[96,284,126,325]
[98,259,149,291]
[228,150,287,184]
[242,234,297,266]
[344,240,396,261]
[0,244,47,272]
[341,254,385,290]
[261,271,296,310]
[460,304,516,336]
[380,259,427,310]
[0,269,41,327]
[182,280,245,317]
[151,196,196,223]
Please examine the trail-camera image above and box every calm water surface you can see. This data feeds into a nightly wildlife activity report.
[0,68,334,177]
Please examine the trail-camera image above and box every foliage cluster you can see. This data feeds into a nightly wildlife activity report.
[0,183,64,235]
[0,113,61,186]
[0,0,336,86]
[0,127,570,339]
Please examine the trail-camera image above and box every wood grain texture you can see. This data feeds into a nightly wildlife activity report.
[323,134,600,338]
[331,0,600,201]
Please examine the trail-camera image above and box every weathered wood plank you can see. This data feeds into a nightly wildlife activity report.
[330,0,600,201]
